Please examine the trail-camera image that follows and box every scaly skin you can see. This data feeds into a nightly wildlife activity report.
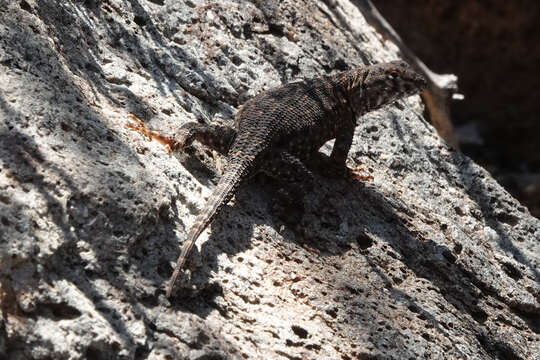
[129,60,427,297]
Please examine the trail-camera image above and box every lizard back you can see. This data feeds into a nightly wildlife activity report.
[166,61,426,297]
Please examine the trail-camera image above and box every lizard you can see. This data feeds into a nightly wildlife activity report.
[127,60,427,297]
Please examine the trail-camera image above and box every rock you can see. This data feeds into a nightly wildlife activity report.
[0,0,538,359]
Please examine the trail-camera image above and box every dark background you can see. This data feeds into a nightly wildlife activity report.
[376,1,540,218]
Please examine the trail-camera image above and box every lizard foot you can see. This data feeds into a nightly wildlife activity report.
[307,153,350,179]
[349,167,374,182]
[126,114,182,153]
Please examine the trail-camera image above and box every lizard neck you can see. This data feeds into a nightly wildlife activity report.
[334,62,427,115]
[328,68,370,116]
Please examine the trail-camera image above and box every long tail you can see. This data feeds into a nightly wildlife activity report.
[166,158,251,297]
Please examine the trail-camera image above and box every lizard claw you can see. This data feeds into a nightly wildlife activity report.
[126,114,182,153]
[349,166,374,182]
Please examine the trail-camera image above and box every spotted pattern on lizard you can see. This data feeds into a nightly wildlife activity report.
[128,60,427,297]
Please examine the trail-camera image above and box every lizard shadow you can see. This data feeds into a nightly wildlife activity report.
[308,174,513,327]
[173,165,479,314]
[386,101,540,284]
[173,156,531,357]
[387,107,540,299]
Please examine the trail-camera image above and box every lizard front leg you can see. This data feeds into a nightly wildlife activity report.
[305,120,355,178]
[329,120,355,170]
[306,123,372,181]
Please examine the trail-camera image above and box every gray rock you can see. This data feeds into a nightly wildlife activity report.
[0,0,538,359]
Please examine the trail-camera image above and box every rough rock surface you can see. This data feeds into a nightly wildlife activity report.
[0,1,538,359]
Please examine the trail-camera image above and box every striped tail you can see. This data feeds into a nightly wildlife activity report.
[166,158,251,297]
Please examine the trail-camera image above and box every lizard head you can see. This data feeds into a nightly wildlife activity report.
[358,60,427,111]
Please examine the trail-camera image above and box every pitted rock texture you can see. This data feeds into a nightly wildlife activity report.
[0,1,538,359]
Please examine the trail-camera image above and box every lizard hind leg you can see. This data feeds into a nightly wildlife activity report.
[261,151,315,224]
[127,114,236,155]
[176,122,237,156]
